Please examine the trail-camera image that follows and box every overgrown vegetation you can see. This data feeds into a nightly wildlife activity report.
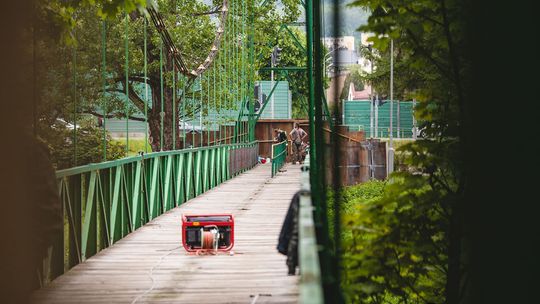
[111,138,152,157]
[338,0,470,302]
[39,118,125,170]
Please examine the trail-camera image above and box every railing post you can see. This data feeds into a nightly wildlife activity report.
[271,141,287,177]
[298,154,324,303]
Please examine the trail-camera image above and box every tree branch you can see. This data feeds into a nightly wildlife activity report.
[404,6,444,27]
[83,110,147,122]
[112,75,159,87]
[405,28,453,81]
[125,82,151,115]
[192,6,222,16]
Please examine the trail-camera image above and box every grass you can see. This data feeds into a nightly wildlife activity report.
[111,138,153,157]
[378,138,415,150]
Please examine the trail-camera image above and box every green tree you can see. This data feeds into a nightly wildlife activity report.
[340,65,365,101]
[342,0,470,302]
[259,26,309,119]
[38,0,304,158]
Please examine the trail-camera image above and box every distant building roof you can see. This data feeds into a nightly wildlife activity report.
[347,83,371,100]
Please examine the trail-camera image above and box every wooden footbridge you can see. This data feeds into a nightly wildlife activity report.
[26,0,331,301]
[33,162,304,303]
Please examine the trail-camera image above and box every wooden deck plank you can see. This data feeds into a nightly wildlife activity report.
[33,163,301,304]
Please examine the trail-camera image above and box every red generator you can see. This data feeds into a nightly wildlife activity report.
[181,214,234,252]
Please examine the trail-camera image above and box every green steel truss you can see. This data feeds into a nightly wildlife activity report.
[40,143,258,284]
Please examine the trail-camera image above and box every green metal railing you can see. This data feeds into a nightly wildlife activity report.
[298,154,323,303]
[39,142,258,284]
[271,141,287,177]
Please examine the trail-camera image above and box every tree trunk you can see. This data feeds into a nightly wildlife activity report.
[147,80,183,152]
[145,51,185,152]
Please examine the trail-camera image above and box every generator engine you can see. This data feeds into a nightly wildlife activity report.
[181,214,234,252]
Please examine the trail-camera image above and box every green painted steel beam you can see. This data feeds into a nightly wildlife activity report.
[56,144,252,179]
[284,25,306,53]
[163,155,173,211]
[175,154,185,206]
[185,152,193,200]
[271,141,287,177]
[82,171,97,261]
[255,80,281,121]
[194,150,202,196]
[202,150,209,192]
[131,161,142,229]
[149,158,160,219]
[259,67,307,72]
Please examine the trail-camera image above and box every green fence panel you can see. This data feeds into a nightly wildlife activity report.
[343,100,416,138]
[271,141,287,177]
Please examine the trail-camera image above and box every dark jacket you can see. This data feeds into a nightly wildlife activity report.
[277,191,300,275]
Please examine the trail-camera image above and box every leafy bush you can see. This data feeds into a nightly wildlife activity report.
[340,173,447,304]
[40,118,126,170]
[111,138,153,157]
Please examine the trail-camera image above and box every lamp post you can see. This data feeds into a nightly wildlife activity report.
[271,50,275,119]
[360,44,374,137]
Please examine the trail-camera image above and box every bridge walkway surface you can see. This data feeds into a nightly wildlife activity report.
[32,163,300,304]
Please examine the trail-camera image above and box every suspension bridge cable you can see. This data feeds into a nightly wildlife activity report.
[199,75,203,147]
[213,60,216,145]
[124,11,129,154]
[232,0,236,144]
[221,13,226,145]
[242,0,247,143]
[182,74,186,148]
[101,20,107,161]
[192,80,195,147]
[160,40,164,151]
[144,17,148,153]
[207,73,210,146]
[72,37,77,166]
[173,64,176,150]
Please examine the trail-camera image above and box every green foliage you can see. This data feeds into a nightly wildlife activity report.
[47,0,146,44]
[41,118,126,170]
[37,0,305,157]
[112,138,152,157]
[340,66,365,101]
[340,0,470,302]
[255,4,307,119]
[341,175,448,303]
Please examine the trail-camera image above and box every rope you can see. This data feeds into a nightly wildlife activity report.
[322,127,363,143]
[202,231,214,249]
[130,246,181,304]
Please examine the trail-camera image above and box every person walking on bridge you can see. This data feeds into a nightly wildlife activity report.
[274,128,287,143]
[289,122,307,164]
